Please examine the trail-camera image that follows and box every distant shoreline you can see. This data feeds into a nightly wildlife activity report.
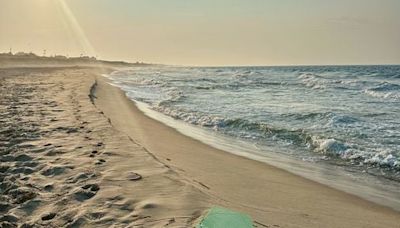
[0,52,150,68]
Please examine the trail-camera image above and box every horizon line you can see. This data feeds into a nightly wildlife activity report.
[2,51,399,68]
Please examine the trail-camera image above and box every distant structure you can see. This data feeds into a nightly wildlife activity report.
[15,52,37,57]
[0,50,148,67]
[54,55,67,60]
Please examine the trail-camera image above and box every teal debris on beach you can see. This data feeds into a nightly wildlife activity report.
[197,207,253,228]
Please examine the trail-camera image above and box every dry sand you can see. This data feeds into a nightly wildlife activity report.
[0,65,399,227]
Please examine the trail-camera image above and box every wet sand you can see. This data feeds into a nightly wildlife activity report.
[0,65,399,227]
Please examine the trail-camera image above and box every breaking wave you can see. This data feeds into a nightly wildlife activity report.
[364,82,400,100]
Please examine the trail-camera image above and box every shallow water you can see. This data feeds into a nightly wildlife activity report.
[106,65,400,208]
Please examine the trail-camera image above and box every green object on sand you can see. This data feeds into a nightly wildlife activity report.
[197,207,253,228]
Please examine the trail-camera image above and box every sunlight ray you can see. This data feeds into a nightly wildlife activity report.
[55,0,96,56]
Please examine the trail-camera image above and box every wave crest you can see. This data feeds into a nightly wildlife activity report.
[364,82,400,100]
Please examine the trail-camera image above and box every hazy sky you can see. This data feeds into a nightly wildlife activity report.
[1,0,400,66]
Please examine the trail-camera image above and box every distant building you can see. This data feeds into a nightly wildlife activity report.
[54,55,68,60]
[81,56,97,60]
[14,52,37,57]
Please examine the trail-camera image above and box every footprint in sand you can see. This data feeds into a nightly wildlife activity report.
[0,202,10,213]
[40,166,73,176]
[41,212,56,221]
[10,167,36,175]
[74,183,100,201]
[8,187,37,204]
[84,136,92,141]
[14,154,33,162]
[66,217,87,227]
[127,172,142,181]
[44,184,54,192]
[94,161,104,165]
[95,159,106,165]
[0,165,10,173]
[66,172,96,184]
[0,214,19,225]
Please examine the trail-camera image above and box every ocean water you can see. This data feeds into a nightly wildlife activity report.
[106,65,400,206]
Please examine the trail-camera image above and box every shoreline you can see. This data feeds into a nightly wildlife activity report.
[94,71,400,227]
[129,98,400,212]
[103,69,400,212]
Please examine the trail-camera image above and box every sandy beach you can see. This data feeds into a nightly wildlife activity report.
[0,64,399,227]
